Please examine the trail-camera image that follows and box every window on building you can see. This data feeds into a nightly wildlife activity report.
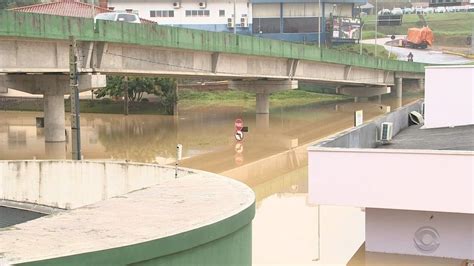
[186,10,210,17]
[252,18,280,33]
[283,17,319,33]
[150,10,175,18]
[117,13,138,22]
[219,10,225,17]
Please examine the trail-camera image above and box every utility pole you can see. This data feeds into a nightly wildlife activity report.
[375,0,378,57]
[69,36,82,160]
[92,0,95,15]
[233,0,237,34]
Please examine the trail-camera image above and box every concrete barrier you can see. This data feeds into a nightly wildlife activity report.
[0,160,190,209]
[317,100,423,149]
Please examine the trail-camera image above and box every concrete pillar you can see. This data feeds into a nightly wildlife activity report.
[418,79,425,91]
[43,92,65,142]
[354,97,359,103]
[395,77,403,98]
[377,95,382,104]
[256,113,270,130]
[228,80,298,115]
[256,93,270,114]
[45,142,66,159]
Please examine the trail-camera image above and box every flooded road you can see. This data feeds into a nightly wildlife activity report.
[1,94,460,265]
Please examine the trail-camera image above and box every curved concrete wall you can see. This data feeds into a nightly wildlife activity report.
[0,160,187,209]
[0,161,255,266]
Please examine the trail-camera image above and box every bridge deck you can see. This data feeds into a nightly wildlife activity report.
[0,11,426,74]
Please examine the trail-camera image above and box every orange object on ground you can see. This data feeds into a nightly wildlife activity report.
[407,27,434,46]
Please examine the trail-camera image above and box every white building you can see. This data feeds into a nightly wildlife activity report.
[307,65,474,261]
[108,0,253,34]
[106,0,364,43]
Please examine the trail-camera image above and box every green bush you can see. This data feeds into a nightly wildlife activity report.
[101,98,112,104]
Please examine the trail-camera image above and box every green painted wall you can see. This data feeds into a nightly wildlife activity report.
[132,224,252,266]
[14,201,255,266]
[0,11,426,73]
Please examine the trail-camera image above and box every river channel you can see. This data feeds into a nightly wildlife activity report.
[1,94,460,265]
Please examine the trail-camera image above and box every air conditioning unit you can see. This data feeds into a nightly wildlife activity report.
[380,122,393,143]
[198,2,207,9]
[240,17,248,28]
[409,111,424,125]
[227,17,234,28]
[172,2,181,9]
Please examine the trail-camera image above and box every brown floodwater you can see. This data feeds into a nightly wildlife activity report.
[0,95,462,265]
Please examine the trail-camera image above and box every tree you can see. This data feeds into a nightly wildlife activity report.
[154,78,177,115]
[95,76,178,115]
[0,0,41,10]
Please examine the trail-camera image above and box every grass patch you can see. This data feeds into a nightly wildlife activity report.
[361,30,387,40]
[178,89,349,110]
[362,13,474,47]
[0,98,168,115]
[332,43,397,59]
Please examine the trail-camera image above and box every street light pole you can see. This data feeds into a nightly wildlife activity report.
[360,22,365,55]
[233,0,237,34]
[471,21,474,55]
[318,0,321,48]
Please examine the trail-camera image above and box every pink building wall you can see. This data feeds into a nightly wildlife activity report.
[424,66,474,129]
[308,148,474,214]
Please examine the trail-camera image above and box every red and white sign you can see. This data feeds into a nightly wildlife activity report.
[234,118,244,131]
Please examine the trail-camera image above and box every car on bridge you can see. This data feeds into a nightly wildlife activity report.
[94,12,141,24]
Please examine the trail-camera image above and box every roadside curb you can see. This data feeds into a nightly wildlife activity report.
[442,49,474,60]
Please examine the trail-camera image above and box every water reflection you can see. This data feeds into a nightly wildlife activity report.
[1,95,443,265]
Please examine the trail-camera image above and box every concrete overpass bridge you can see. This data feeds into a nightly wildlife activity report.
[0,11,426,142]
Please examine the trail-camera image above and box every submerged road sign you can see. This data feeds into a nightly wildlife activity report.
[235,130,244,141]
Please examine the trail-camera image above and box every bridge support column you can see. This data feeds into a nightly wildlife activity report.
[228,80,298,114]
[337,86,391,100]
[395,77,403,98]
[256,93,270,114]
[43,89,66,142]
[45,142,66,159]
[417,78,425,91]
[0,74,106,142]
[256,114,270,130]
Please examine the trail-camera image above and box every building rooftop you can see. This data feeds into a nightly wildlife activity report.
[9,0,154,23]
[384,124,474,151]
[10,0,110,19]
